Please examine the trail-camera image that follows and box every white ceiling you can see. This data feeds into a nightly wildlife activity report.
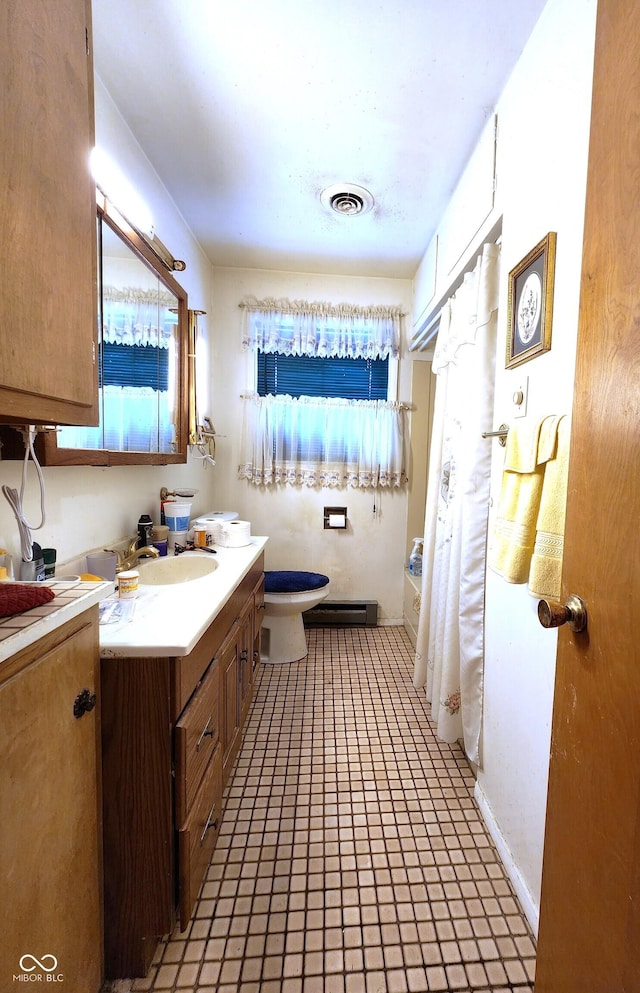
[91,0,549,279]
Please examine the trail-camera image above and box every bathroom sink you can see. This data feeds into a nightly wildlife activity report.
[137,553,218,585]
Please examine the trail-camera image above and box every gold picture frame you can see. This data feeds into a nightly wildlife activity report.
[506,232,556,369]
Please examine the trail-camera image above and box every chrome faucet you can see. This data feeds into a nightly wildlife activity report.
[108,537,160,574]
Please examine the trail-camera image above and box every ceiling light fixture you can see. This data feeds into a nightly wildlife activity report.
[321,183,374,216]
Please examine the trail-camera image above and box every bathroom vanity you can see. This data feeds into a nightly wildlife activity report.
[99,539,267,979]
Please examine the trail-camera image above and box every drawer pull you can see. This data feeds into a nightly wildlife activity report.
[200,803,219,843]
[196,716,216,751]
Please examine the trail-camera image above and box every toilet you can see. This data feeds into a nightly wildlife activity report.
[261,571,330,664]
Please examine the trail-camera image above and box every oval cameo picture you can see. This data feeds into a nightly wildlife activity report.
[517,272,542,344]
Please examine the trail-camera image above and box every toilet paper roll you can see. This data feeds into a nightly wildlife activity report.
[219,520,252,547]
[329,514,346,528]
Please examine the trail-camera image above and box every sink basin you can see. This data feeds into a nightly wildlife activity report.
[138,553,218,585]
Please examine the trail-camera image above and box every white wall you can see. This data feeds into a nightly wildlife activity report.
[0,78,216,572]
[208,267,413,623]
[482,0,597,932]
[411,0,597,933]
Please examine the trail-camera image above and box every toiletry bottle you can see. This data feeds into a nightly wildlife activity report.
[20,542,45,582]
[408,538,423,577]
[137,514,153,549]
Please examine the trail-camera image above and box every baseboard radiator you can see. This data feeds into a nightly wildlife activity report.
[303,600,378,627]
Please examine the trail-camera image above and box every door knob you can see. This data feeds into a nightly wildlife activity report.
[537,594,588,633]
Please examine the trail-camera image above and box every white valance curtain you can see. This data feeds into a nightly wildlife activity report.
[240,297,401,359]
[413,242,500,765]
[238,296,406,488]
[238,393,405,488]
[102,285,176,348]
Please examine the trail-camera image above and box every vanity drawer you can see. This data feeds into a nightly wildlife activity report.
[178,743,222,930]
[175,659,219,825]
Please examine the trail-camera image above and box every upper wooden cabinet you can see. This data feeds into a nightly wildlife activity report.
[0,0,98,425]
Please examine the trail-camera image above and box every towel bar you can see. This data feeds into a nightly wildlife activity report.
[482,423,509,446]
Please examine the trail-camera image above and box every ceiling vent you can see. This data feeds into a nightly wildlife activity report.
[321,183,374,216]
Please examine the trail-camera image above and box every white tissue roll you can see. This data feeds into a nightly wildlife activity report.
[220,520,252,547]
[328,514,346,528]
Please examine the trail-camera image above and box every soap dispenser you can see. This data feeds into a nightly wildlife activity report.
[408,538,423,577]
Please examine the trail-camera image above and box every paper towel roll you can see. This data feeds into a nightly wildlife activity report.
[219,520,252,547]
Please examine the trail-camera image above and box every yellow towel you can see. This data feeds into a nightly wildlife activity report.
[504,414,561,472]
[528,415,570,599]
[488,416,562,584]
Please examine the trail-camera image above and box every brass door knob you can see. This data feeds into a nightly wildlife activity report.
[537,594,588,633]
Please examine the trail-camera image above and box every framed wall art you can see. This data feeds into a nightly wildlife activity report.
[506,232,556,369]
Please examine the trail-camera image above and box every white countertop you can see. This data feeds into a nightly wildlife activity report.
[0,578,113,665]
[99,537,268,658]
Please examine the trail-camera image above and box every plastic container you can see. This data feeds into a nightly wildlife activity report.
[163,503,191,531]
[408,538,423,578]
[168,529,188,553]
[193,525,208,547]
[86,551,118,581]
[151,524,170,557]
[0,550,14,581]
[117,570,139,599]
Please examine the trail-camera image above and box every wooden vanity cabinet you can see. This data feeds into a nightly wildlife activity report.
[219,626,241,787]
[0,610,103,993]
[101,555,264,979]
[1,0,98,426]
[240,575,265,728]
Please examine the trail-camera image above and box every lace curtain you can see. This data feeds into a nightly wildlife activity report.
[238,297,406,488]
[57,386,177,453]
[102,285,176,347]
[238,393,405,488]
[240,297,401,359]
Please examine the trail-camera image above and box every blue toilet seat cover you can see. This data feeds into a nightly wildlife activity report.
[265,570,330,594]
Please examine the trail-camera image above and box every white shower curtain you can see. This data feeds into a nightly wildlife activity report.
[413,242,500,765]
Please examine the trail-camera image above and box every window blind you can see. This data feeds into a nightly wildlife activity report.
[257,352,388,400]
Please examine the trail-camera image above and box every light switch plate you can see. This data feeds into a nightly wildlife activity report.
[513,375,529,418]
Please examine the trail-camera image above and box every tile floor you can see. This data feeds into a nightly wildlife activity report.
[129,625,536,993]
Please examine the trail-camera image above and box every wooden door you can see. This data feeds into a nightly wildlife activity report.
[0,614,102,992]
[0,0,97,425]
[535,1,640,988]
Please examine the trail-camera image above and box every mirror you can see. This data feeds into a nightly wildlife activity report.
[39,201,188,465]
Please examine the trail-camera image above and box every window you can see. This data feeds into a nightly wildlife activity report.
[239,297,406,488]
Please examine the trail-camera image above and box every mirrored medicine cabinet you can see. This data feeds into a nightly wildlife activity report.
[37,199,189,466]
